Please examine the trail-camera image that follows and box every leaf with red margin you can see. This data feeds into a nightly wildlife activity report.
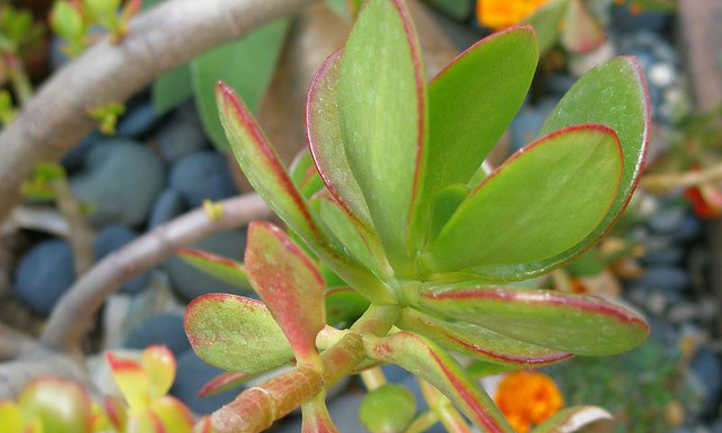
[531,406,612,433]
[150,396,194,433]
[18,378,93,433]
[184,293,293,372]
[289,150,324,201]
[125,411,166,433]
[561,0,606,54]
[338,0,428,272]
[301,393,339,433]
[363,332,514,433]
[216,83,394,304]
[423,26,538,226]
[416,285,648,356]
[106,353,150,410]
[142,346,176,399]
[428,124,623,272]
[198,371,254,397]
[465,56,651,283]
[104,396,128,432]
[397,307,572,367]
[177,248,250,290]
[307,49,373,228]
[245,221,325,364]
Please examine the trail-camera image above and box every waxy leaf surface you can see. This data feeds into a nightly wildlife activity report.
[246,222,325,362]
[184,293,293,372]
[424,26,538,210]
[397,307,571,366]
[290,150,324,201]
[417,285,648,355]
[429,125,623,272]
[142,346,175,399]
[106,353,150,410]
[364,332,514,433]
[307,49,373,227]
[338,0,427,269]
[19,378,92,433]
[150,396,194,433]
[531,406,612,433]
[177,248,250,289]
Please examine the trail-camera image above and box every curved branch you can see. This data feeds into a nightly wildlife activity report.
[0,0,317,222]
[40,193,271,352]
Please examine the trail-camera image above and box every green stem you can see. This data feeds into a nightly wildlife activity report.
[359,366,387,391]
[419,379,472,433]
[403,410,439,433]
[6,54,32,106]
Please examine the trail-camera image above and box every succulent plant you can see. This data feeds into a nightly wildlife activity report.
[182,0,651,431]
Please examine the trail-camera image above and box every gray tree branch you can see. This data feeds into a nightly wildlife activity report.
[0,0,317,222]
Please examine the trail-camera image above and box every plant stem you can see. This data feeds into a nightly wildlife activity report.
[53,176,95,275]
[6,54,32,106]
[419,379,473,433]
[359,367,387,391]
[404,410,439,433]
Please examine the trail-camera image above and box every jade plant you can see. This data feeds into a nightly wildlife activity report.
[181,0,651,431]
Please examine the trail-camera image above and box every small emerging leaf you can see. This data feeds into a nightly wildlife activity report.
[142,346,176,399]
[18,378,93,433]
[416,285,649,355]
[184,293,293,373]
[177,248,250,289]
[246,222,326,364]
[125,411,165,433]
[149,396,194,433]
[106,353,150,410]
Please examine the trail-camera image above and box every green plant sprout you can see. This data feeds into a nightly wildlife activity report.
[177,0,651,431]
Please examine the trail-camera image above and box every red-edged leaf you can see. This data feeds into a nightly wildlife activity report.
[246,221,325,365]
[307,49,373,227]
[217,82,393,304]
[106,352,150,410]
[289,150,324,200]
[142,345,176,399]
[397,307,572,367]
[193,417,212,433]
[301,393,339,433]
[198,371,253,398]
[177,249,250,289]
[364,332,514,433]
[104,396,128,432]
[531,406,612,433]
[338,0,428,272]
[184,293,293,373]
[18,378,93,433]
[561,0,606,54]
[150,396,194,433]
[125,411,166,433]
[416,285,649,355]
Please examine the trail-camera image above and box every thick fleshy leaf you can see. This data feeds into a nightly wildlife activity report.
[290,150,324,200]
[301,393,339,433]
[531,406,612,433]
[428,124,623,272]
[325,286,370,327]
[364,332,514,433]
[103,396,128,432]
[18,378,92,433]
[198,371,258,398]
[359,384,416,433]
[307,49,373,227]
[142,346,176,399]
[90,402,112,433]
[416,285,649,355]
[192,19,289,149]
[523,0,570,54]
[455,56,654,281]
[338,0,428,270]
[560,0,605,54]
[152,65,192,114]
[0,402,23,433]
[106,353,150,410]
[177,249,250,290]
[423,26,538,217]
[397,307,571,366]
[311,191,389,277]
[245,222,325,363]
[184,293,293,372]
[125,412,165,433]
[428,184,467,242]
[217,83,394,303]
[150,396,194,433]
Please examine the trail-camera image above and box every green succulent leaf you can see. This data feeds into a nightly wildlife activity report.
[307,49,373,227]
[184,293,293,373]
[245,221,326,362]
[324,286,371,327]
[153,65,192,114]
[193,19,289,149]
[416,285,649,355]
[216,82,393,303]
[359,384,417,433]
[523,0,570,54]
[289,150,324,201]
[423,25,538,219]
[560,0,606,54]
[149,396,194,433]
[364,331,514,433]
[531,406,612,433]
[397,307,572,367]
[301,393,339,433]
[428,184,467,242]
[428,124,623,272]
[338,0,428,272]
[176,248,250,289]
[18,378,93,433]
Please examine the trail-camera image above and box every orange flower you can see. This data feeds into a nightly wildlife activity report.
[476,0,551,30]
[495,371,564,433]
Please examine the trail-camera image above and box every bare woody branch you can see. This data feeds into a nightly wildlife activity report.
[40,193,271,352]
[0,0,317,222]
[642,163,722,192]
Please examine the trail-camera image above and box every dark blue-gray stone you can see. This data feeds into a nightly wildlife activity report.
[13,240,75,314]
[94,225,150,294]
[169,151,237,207]
[170,350,239,414]
[122,313,190,356]
[148,189,187,228]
